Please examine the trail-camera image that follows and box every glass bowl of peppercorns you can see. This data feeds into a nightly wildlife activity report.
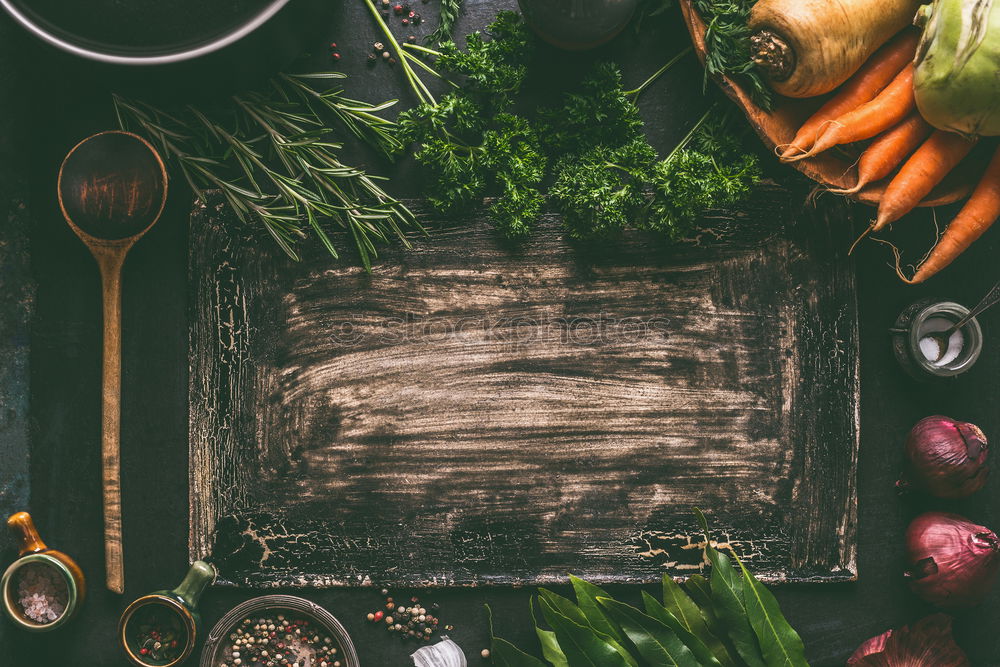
[199,595,358,667]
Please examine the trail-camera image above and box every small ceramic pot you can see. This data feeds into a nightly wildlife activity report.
[119,560,216,667]
[200,595,360,667]
[1,511,86,631]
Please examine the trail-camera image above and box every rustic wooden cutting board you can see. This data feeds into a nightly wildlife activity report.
[188,184,859,587]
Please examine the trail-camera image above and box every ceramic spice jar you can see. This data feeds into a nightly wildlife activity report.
[1,511,86,631]
[119,560,216,667]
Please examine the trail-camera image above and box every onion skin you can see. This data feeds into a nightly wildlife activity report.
[749,0,924,98]
[898,415,989,498]
[905,511,1000,607]
[847,614,969,666]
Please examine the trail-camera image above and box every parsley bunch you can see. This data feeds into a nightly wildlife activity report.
[543,63,761,241]
[368,5,761,242]
[396,12,547,237]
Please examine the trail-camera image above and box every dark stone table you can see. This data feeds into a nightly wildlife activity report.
[4,1,1000,665]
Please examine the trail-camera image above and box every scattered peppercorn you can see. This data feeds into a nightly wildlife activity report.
[481,648,491,659]
[367,53,377,65]
[393,3,404,13]
[364,590,448,642]
[331,52,341,61]
[402,18,410,25]
[329,42,337,49]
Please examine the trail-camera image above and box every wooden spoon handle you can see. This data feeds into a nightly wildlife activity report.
[96,252,126,594]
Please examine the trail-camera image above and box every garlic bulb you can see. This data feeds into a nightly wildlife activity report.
[411,638,468,667]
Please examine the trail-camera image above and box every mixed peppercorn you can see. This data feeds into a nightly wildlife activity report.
[131,606,186,664]
[217,615,343,667]
[365,589,451,642]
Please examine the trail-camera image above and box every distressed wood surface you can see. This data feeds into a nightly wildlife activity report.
[189,184,859,588]
[0,197,32,550]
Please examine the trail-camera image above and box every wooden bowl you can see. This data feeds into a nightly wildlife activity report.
[677,0,970,208]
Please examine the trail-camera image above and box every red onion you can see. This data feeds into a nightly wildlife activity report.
[905,511,1000,607]
[847,614,968,666]
[898,416,988,498]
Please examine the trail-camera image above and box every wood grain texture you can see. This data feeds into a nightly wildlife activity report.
[189,184,859,587]
[96,249,126,594]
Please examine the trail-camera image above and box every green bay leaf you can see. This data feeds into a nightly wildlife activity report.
[539,597,631,667]
[735,555,809,667]
[642,591,726,667]
[597,597,700,667]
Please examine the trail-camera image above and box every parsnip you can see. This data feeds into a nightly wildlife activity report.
[749,0,924,98]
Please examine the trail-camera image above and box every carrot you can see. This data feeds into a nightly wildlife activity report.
[786,64,916,162]
[874,130,979,232]
[780,30,919,159]
[828,113,933,194]
[906,145,1000,283]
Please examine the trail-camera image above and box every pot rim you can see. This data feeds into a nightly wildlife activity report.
[0,0,291,66]
[1,553,79,632]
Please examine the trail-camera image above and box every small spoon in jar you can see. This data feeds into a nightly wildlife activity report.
[57,130,168,593]
[922,279,1000,363]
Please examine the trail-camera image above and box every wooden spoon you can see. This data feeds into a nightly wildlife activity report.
[57,131,168,594]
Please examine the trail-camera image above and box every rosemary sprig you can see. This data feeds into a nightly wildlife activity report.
[426,0,464,45]
[113,73,420,269]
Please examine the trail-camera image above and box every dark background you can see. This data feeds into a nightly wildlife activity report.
[3,0,1000,664]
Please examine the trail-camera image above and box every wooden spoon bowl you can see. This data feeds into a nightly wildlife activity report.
[677,0,970,208]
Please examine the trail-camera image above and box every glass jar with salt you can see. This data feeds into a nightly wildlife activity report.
[891,299,983,380]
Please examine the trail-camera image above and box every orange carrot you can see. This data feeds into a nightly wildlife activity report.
[829,114,933,195]
[781,30,919,160]
[907,145,1000,283]
[874,130,979,232]
[786,64,916,162]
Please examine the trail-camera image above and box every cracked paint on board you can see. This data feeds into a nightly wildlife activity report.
[189,188,860,587]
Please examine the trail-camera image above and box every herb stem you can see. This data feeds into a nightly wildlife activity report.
[403,50,456,86]
[403,43,442,57]
[363,0,435,105]
[664,104,716,164]
[625,45,693,98]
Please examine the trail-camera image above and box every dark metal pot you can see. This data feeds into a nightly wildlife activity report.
[0,0,330,96]
[517,0,639,50]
